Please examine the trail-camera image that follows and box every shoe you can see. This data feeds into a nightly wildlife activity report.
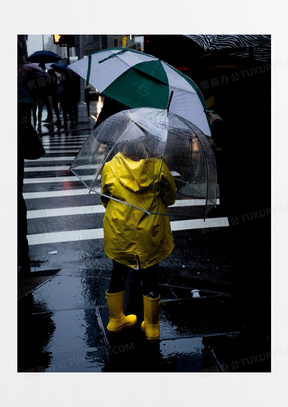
[141,294,162,341]
[105,290,137,333]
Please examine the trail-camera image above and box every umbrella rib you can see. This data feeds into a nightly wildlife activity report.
[100,193,151,215]
[98,49,127,64]
[86,55,92,85]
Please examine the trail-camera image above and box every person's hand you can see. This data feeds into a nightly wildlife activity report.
[208,112,222,125]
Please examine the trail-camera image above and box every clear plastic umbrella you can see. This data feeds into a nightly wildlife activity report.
[69,107,217,219]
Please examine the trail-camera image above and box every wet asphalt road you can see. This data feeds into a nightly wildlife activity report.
[18,105,270,373]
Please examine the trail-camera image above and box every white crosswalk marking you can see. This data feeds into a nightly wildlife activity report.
[41,150,80,153]
[28,228,104,245]
[41,141,84,146]
[23,175,94,184]
[27,205,106,219]
[24,189,90,199]
[24,166,70,172]
[43,145,85,148]
[24,164,100,172]
[25,156,76,162]
[26,199,221,219]
[27,218,229,246]
[23,132,229,246]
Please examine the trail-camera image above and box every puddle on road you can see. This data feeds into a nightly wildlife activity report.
[160,337,209,372]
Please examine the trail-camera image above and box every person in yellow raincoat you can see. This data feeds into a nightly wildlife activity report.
[101,140,176,341]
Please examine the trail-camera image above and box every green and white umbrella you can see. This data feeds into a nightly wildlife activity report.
[69,47,211,136]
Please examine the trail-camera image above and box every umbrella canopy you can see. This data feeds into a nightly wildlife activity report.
[18,63,49,81]
[69,107,217,219]
[51,60,72,74]
[18,63,50,101]
[27,50,62,64]
[68,47,211,136]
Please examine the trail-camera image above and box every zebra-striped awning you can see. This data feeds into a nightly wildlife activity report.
[186,35,271,63]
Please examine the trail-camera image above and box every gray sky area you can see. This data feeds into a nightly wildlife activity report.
[27,35,51,55]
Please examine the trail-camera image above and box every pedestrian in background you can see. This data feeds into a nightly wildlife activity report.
[37,63,54,133]
[48,69,62,129]
[58,73,78,129]
[101,140,176,341]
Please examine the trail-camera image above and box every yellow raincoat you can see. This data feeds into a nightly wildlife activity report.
[101,152,176,270]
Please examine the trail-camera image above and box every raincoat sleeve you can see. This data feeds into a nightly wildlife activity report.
[160,161,176,207]
[100,164,110,208]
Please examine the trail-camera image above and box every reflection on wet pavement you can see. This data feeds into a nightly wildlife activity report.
[18,268,243,372]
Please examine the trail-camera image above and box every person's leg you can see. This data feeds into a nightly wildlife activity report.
[37,99,44,132]
[108,261,129,293]
[141,263,159,298]
[105,261,137,333]
[46,95,54,131]
[52,97,61,125]
[141,264,161,341]
[61,103,68,129]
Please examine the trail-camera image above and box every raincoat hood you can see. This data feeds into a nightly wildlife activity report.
[109,152,158,193]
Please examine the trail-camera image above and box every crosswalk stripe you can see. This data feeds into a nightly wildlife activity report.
[27,217,229,245]
[41,136,88,141]
[26,199,220,219]
[24,166,70,172]
[171,217,229,231]
[27,205,105,219]
[23,189,89,199]
[24,164,100,172]
[23,175,94,184]
[41,140,85,145]
[25,156,75,162]
[173,198,220,207]
[27,229,104,245]
[41,136,88,140]
[42,145,85,149]
[43,150,80,154]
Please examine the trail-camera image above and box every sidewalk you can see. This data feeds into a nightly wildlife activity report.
[18,227,270,373]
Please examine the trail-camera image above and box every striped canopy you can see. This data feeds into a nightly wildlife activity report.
[69,48,211,136]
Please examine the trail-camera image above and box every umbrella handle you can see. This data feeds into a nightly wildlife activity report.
[166,91,174,111]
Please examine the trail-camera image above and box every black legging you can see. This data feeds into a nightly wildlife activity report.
[109,260,159,298]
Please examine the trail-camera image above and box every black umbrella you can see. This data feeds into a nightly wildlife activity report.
[27,50,62,64]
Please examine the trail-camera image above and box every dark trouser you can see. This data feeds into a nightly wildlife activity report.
[52,97,61,123]
[38,96,53,126]
[61,102,75,128]
[109,260,159,298]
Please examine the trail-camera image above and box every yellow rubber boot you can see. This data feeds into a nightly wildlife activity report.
[141,295,161,341]
[105,290,137,333]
